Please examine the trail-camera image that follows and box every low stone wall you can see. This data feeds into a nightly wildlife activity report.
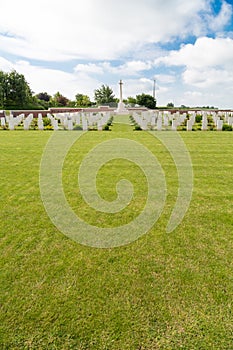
[10,110,48,118]
[0,110,6,118]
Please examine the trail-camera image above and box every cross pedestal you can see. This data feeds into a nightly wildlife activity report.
[115,80,129,115]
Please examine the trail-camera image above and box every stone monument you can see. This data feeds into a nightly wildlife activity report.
[115,80,129,115]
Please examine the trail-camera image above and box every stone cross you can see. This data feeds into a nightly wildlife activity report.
[119,80,123,103]
[115,79,129,115]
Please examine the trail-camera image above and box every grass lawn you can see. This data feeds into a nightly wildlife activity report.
[1,120,233,349]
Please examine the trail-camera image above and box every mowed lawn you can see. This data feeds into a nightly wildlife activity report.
[1,123,233,349]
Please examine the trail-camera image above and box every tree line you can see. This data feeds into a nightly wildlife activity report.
[0,70,157,110]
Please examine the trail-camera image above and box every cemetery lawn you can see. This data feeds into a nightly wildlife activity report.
[1,125,233,349]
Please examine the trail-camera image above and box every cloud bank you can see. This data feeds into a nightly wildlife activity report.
[0,0,233,107]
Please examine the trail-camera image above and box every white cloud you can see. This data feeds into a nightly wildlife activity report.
[208,1,232,31]
[115,61,153,75]
[0,57,13,71]
[0,1,233,109]
[182,67,233,88]
[74,60,152,76]
[156,36,233,69]
[181,88,233,108]
[156,74,176,84]
[74,64,104,75]
[0,58,100,99]
[0,58,153,100]
[155,36,233,97]
[118,78,154,98]
[0,0,221,61]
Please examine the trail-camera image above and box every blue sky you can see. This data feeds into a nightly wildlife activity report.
[1,0,233,107]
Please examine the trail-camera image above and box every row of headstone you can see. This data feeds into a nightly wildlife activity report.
[8,113,25,130]
[2,110,232,131]
[53,111,112,131]
[1,110,114,131]
[23,114,33,130]
[133,111,174,130]
[132,110,233,131]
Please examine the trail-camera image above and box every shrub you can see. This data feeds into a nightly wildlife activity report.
[73,125,83,130]
[134,124,142,131]
[43,117,52,127]
[31,119,37,130]
[103,124,110,131]
[107,116,114,126]
[222,124,232,131]
[195,115,202,123]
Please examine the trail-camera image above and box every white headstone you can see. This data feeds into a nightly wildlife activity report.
[141,119,148,130]
[38,115,44,130]
[53,120,59,130]
[97,120,102,131]
[172,120,177,131]
[228,117,233,126]
[163,115,169,127]
[217,120,223,131]
[187,120,193,131]
[67,119,73,131]
[151,116,156,126]
[202,116,208,131]
[82,119,88,131]
[157,116,162,131]
[9,116,15,130]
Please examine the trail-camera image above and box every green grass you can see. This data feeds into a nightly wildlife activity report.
[1,123,233,349]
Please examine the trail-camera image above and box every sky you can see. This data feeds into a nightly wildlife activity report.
[1,0,233,108]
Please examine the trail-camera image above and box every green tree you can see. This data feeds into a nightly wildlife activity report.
[126,96,137,106]
[35,92,51,109]
[36,92,51,102]
[167,102,174,108]
[136,93,156,109]
[94,85,116,105]
[50,92,69,107]
[75,93,92,107]
[0,71,6,107]
[0,70,33,109]
[67,100,76,107]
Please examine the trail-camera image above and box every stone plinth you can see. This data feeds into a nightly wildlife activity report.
[115,102,129,115]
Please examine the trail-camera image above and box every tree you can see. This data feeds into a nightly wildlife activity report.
[50,92,69,107]
[167,102,174,108]
[136,93,156,109]
[67,100,76,107]
[0,71,6,108]
[94,85,116,105]
[36,92,51,102]
[126,96,137,106]
[34,92,52,109]
[75,93,92,107]
[0,70,33,109]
